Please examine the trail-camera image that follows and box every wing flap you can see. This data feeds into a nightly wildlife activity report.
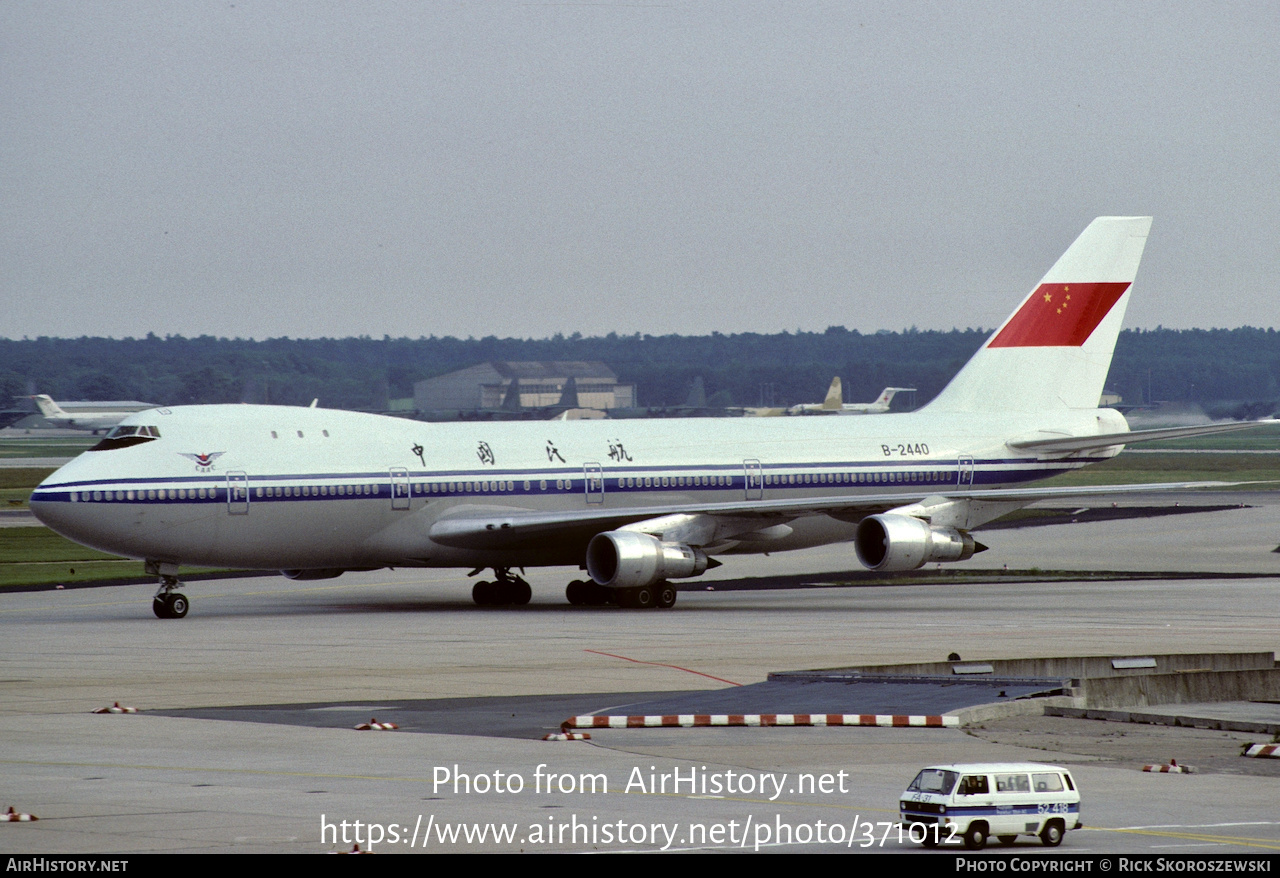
[426,480,1236,550]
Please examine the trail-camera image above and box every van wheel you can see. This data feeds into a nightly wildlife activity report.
[963,823,988,850]
[998,835,1017,846]
[1039,820,1064,847]
[921,833,938,849]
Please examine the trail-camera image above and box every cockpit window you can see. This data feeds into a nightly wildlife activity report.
[90,425,161,451]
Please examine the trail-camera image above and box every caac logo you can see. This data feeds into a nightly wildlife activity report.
[178,452,225,472]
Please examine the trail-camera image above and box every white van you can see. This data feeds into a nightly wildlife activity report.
[899,762,1081,850]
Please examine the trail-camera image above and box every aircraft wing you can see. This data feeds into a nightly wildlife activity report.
[426,479,1235,551]
[1008,420,1278,454]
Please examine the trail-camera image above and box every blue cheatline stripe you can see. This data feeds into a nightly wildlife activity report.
[903,804,1079,818]
[30,458,1080,504]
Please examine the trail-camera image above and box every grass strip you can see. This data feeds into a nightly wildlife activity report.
[1038,452,1280,488]
[0,526,125,564]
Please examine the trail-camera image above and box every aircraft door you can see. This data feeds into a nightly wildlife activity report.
[227,471,249,515]
[390,467,410,510]
[958,455,975,488]
[584,462,604,505]
[743,459,763,500]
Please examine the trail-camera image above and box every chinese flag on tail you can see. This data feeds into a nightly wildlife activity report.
[988,282,1130,348]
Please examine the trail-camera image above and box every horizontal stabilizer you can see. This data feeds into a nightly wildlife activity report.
[1009,419,1279,454]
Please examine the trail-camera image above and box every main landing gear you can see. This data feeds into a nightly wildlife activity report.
[565,579,677,609]
[471,568,533,606]
[468,569,679,609]
[152,575,189,619]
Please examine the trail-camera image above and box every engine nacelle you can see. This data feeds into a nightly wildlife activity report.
[854,513,979,572]
[586,531,711,589]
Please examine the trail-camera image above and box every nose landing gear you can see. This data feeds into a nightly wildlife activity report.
[152,575,188,619]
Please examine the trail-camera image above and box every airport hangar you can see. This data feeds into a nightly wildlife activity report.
[413,361,636,413]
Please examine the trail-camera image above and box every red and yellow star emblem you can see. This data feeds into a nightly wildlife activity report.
[989,282,1129,348]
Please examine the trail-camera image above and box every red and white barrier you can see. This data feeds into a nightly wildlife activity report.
[1143,759,1193,773]
[91,702,137,714]
[354,719,398,731]
[562,713,958,731]
[2,807,38,822]
[1243,743,1279,759]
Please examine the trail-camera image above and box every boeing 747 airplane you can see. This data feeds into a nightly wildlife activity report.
[29,217,1270,618]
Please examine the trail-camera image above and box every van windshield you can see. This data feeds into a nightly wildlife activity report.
[907,769,958,795]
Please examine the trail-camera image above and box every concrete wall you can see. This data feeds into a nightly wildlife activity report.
[1081,669,1280,708]
[816,653,1277,680]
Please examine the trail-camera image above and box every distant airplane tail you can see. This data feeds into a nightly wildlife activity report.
[925,216,1152,413]
[32,395,66,419]
[500,379,523,412]
[685,377,708,409]
[870,387,897,411]
[821,377,843,410]
[556,376,580,409]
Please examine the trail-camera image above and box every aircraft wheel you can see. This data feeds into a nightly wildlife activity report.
[618,586,655,609]
[566,580,588,605]
[153,593,187,619]
[998,835,1017,846]
[472,581,494,606]
[586,582,611,606]
[509,580,532,605]
[656,583,677,608]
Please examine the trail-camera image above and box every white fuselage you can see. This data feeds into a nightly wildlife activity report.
[30,403,1122,572]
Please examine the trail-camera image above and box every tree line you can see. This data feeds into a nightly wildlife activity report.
[1,326,1277,416]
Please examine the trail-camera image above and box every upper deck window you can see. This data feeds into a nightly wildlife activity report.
[89,425,161,451]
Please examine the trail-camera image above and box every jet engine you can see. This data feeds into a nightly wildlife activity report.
[854,513,982,572]
[586,531,711,589]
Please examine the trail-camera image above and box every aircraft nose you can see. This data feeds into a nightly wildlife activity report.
[29,468,63,527]
[30,468,87,534]
[28,463,130,556]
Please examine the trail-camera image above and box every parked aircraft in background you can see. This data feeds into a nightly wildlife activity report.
[31,396,156,434]
[789,381,916,415]
[30,217,1273,619]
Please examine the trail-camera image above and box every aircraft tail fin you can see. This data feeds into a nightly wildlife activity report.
[557,376,580,409]
[925,216,1152,413]
[32,395,65,419]
[685,376,707,409]
[822,377,843,410]
[500,379,523,412]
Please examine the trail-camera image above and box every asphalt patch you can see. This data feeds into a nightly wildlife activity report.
[151,676,1062,738]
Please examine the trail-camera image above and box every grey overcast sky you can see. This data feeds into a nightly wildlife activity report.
[3,1,1278,340]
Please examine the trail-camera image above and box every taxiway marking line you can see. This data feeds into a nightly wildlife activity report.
[584,649,742,686]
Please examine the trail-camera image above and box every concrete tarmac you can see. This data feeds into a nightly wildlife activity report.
[1,503,1279,854]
